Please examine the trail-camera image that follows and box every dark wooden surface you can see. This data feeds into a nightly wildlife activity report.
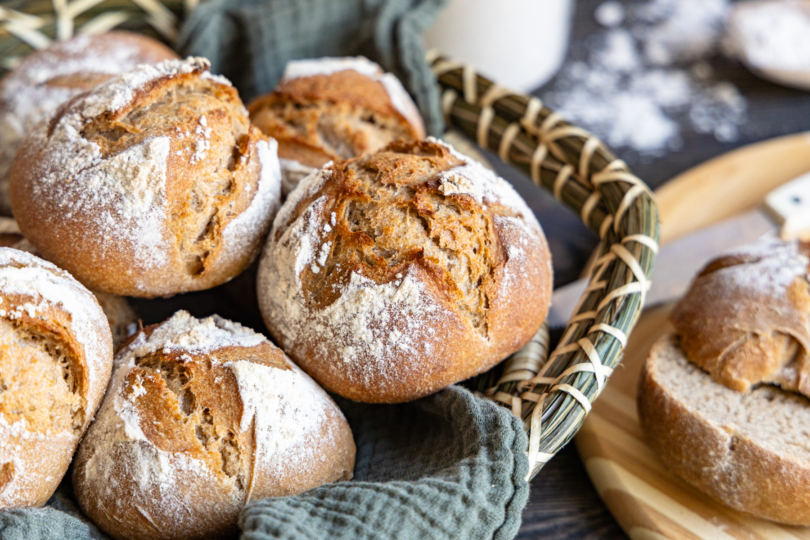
[127,1,810,538]
[499,1,810,539]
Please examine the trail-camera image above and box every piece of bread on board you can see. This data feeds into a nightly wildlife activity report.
[638,333,810,526]
[670,238,810,397]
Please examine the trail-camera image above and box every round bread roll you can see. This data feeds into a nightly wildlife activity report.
[11,57,282,298]
[257,138,552,403]
[0,248,113,508]
[0,31,178,216]
[671,238,810,396]
[639,334,810,526]
[73,310,355,540]
[248,56,426,196]
[0,217,138,349]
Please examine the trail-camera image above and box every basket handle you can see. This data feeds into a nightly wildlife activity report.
[429,53,660,479]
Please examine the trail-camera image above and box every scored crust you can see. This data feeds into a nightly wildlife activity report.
[0,31,178,216]
[248,57,425,196]
[257,138,552,403]
[73,311,355,540]
[10,57,282,297]
[0,217,137,350]
[0,248,113,508]
[638,333,810,525]
[671,238,810,396]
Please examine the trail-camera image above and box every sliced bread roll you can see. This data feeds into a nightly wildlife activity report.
[638,333,810,525]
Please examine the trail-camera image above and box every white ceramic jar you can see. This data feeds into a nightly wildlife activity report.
[424,0,575,92]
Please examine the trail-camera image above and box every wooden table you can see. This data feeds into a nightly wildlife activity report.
[503,1,810,538]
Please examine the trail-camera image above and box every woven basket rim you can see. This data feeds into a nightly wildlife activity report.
[0,0,659,484]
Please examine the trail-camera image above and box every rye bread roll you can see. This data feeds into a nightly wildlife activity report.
[10,57,282,298]
[0,31,178,216]
[248,57,425,196]
[0,218,138,350]
[0,248,113,508]
[639,334,810,525]
[257,138,552,403]
[670,238,810,396]
[73,310,355,540]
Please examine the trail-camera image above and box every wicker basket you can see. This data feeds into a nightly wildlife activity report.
[0,0,659,481]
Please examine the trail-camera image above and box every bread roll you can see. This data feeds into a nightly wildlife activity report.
[73,310,355,540]
[0,217,137,349]
[671,238,810,396]
[248,56,425,196]
[257,138,552,403]
[0,31,178,216]
[639,334,810,525]
[0,248,113,508]
[11,57,282,298]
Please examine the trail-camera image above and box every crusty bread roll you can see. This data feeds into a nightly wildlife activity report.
[257,138,552,403]
[73,310,355,540]
[0,31,178,216]
[0,217,137,349]
[11,57,282,298]
[248,56,426,196]
[0,247,113,508]
[639,334,810,525]
[671,238,810,396]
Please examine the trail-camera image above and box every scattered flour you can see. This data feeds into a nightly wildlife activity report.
[546,0,746,158]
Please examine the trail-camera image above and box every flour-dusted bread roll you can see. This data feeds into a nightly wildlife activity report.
[670,238,810,396]
[257,138,552,403]
[73,310,355,540]
[0,248,113,508]
[10,57,282,297]
[0,218,138,349]
[0,31,178,216]
[248,56,426,196]
[639,334,810,525]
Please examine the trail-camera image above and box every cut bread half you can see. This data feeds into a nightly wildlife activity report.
[638,333,810,526]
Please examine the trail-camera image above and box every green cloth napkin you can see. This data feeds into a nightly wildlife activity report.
[0,387,529,540]
[241,387,529,540]
[177,0,448,136]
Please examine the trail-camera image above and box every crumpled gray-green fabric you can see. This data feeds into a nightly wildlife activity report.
[0,387,529,540]
[241,386,529,540]
[176,0,448,136]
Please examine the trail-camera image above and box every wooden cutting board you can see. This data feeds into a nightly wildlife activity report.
[574,131,810,540]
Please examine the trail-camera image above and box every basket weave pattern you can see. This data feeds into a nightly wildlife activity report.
[428,53,660,478]
[0,0,186,72]
[0,1,660,482]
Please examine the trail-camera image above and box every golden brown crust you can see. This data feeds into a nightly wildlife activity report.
[638,334,810,525]
[671,239,810,396]
[0,248,113,508]
[258,139,552,403]
[73,312,354,540]
[10,58,281,297]
[0,31,178,216]
[248,69,424,169]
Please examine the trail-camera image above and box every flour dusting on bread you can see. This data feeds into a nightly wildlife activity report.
[74,311,353,538]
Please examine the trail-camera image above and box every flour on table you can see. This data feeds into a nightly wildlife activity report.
[547,0,746,158]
